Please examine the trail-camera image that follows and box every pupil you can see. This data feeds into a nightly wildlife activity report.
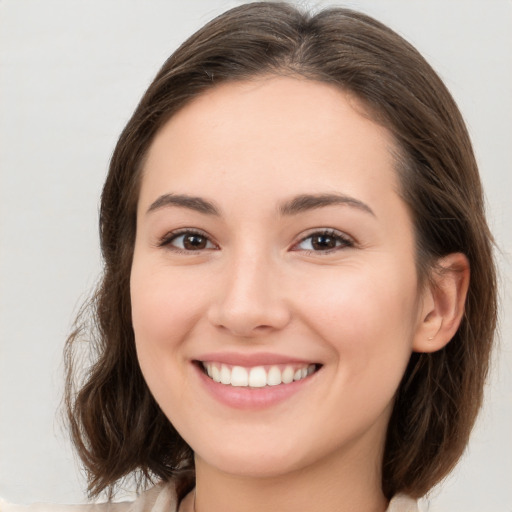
[184,234,206,250]
[312,235,336,250]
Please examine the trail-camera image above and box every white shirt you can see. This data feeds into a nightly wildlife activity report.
[1,481,419,512]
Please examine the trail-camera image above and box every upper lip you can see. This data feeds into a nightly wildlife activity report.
[194,352,319,367]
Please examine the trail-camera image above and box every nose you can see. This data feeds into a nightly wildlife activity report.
[207,251,291,338]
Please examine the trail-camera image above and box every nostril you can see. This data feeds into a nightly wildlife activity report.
[207,301,292,337]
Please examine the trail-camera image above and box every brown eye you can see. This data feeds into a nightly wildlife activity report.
[294,230,353,252]
[161,230,216,251]
[311,234,338,250]
[182,233,208,250]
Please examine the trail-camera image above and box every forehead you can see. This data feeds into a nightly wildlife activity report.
[139,76,401,216]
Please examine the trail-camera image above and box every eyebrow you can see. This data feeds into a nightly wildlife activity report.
[278,193,375,217]
[146,192,375,217]
[147,194,220,216]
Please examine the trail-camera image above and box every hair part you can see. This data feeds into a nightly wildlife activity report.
[65,1,497,500]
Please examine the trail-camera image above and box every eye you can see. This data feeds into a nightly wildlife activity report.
[292,229,353,253]
[159,229,217,252]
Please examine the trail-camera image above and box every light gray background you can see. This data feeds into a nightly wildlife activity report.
[1,1,511,510]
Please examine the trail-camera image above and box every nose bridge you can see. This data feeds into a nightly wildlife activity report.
[208,243,290,336]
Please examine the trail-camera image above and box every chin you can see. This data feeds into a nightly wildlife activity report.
[197,448,305,479]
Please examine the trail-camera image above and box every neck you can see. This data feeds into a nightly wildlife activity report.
[191,442,388,512]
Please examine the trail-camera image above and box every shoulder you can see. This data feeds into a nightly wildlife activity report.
[387,494,420,512]
[0,482,178,512]
[0,500,130,512]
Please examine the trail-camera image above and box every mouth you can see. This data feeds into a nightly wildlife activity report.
[196,361,321,388]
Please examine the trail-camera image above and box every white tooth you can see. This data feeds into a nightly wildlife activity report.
[293,369,302,381]
[220,364,231,385]
[282,366,294,384]
[307,364,315,375]
[231,366,249,387]
[249,366,267,387]
[205,363,213,378]
[211,365,221,383]
[301,367,308,379]
[267,366,282,386]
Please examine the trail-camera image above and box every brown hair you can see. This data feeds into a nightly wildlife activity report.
[65,1,497,500]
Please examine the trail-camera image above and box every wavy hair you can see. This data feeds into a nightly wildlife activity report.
[65,2,497,500]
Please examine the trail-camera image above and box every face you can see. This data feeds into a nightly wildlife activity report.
[130,77,427,479]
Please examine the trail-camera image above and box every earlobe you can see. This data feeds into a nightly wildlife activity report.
[413,253,470,353]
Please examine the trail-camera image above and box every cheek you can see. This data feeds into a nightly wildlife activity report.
[300,266,419,430]
[131,265,204,343]
[299,261,419,370]
[129,263,214,429]
[129,264,209,393]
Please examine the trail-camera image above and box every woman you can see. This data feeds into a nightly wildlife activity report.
[2,2,498,511]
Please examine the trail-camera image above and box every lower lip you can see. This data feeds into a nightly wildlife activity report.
[194,364,316,410]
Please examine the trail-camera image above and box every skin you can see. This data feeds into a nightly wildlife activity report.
[130,77,469,512]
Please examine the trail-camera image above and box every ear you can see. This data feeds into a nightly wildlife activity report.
[413,253,470,353]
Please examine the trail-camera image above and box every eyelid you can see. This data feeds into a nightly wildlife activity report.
[158,228,219,252]
[290,228,355,253]
[156,227,354,254]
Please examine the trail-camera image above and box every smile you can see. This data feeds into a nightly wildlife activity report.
[200,362,318,388]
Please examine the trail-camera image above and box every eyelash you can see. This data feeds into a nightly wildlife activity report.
[292,229,354,254]
[158,228,354,254]
[158,229,217,254]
